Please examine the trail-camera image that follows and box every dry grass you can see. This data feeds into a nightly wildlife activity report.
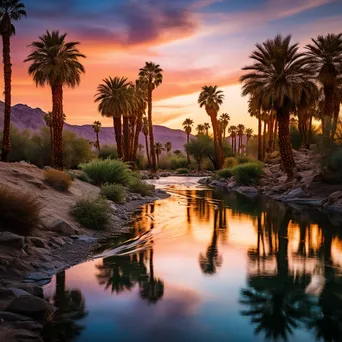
[0,185,43,235]
[44,169,72,191]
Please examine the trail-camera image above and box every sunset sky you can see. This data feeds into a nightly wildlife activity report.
[3,0,342,130]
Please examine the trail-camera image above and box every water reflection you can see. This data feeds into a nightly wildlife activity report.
[44,181,342,342]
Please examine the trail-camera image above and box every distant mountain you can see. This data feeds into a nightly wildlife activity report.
[0,102,192,151]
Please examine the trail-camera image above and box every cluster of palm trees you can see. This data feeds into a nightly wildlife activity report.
[241,33,342,179]
[95,62,163,172]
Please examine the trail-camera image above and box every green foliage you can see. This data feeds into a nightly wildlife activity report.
[216,168,234,179]
[0,185,42,236]
[80,159,131,186]
[232,162,264,185]
[0,127,94,169]
[98,145,118,160]
[101,184,126,204]
[44,169,72,191]
[223,157,238,168]
[158,155,188,170]
[177,168,189,174]
[127,178,155,196]
[76,172,92,183]
[236,155,254,164]
[135,153,148,170]
[70,197,111,230]
[330,149,342,171]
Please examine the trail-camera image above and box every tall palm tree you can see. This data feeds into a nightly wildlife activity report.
[203,122,211,135]
[198,85,225,169]
[94,76,132,160]
[241,35,314,179]
[248,95,263,160]
[138,143,144,152]
[92,121,102,151]
[142,116,150,165]
[0,0,26,162]
[183,118,194,164]
[25,31,85,169]
[237,124,245,154]
[305,33,342,138]
[196,124,205,135]
[220,113,230,139]
[139,62,163,173]
[245,128,253,154]
[165,141,172,153]
[228,125,237,153]
[155,142,164,169]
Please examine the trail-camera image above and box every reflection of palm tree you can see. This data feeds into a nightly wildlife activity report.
[199,209,223,275]
[43,270,88,341]
[139,248,164,304]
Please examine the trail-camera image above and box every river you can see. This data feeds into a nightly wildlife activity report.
[43,177,342,342]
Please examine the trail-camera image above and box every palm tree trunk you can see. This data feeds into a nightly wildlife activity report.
[96,132,100,151]
[145,134,150,166]
[262,120,267,160]
[49,125,54,166]
[156,153,160,169]
[147,83,157,173]
[51,84,64,170]
[323,86,334,137]
[306,114,313,149]
[258,116,262,161]
[123,116,130,162]
[298,108,306,147]
[277,108,295,179]
[211,114,223,169]
[113,116,123,159]
[273,120,278,152]
[132,112,143,162]
[246,138,249,155]
[268,113,274,152]
[332,96,340,140]
[1,32,11,162]
[129,116,135,160]
[186,133,190,164]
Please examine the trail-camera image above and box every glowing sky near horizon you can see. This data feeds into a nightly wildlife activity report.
[3,0,342,130]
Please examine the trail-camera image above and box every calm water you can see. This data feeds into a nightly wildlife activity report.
[43,177,342,342]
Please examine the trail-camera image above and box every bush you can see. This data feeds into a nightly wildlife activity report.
[76,172,91,183]
[177,168,189,174]
[44,169,72,191]
[216,168,234,179]
[232,162,263,185]
[330,149,342,171]
[223,157,238,168]
[0,185,42,235]
[98,145,118,160]
[101,184,126,203]
[80,159,131,186]
[69,197,111,230]
[158,155,188,170]
[127,178,155,196]
[236,156,253,164]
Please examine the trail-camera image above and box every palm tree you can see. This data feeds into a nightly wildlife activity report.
[165,141,172,153]
[241,35,314,179]
[139,62,163,173]
[155,142,164,169]
[196,124,205,135]
[220,113,230,139]
[92,121,102,151]
[183,118,194,164]
[248,95,263,160]
[245,128,253,154]
[228,125,237,153]
[25,31,85,169]
[203,122,211,135]
[138,143,144,153]
[173,150,182,157]
[0,0,26,162]
[94,76,132,160]
[305,33,342,138]
[142,116,150,165]
[237,124,245,154]
[198,85,225,169]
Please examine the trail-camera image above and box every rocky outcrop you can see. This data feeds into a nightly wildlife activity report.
[0,232,25,249]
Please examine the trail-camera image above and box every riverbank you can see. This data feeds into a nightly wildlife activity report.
[0,161,168,342]
[200,147,342,215]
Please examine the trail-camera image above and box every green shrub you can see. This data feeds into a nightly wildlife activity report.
[158,155,188,170]
[223,157,238,168]
[216,168,234,179]
[101,184,126,203]
[76,172,91,183]
[98,145,118,160]
[69,197,111,230]
[44,169,72,191]
[232,162,263,185]
[236,156,253,164]
[177,168,189,174]
[330,149,342,171]
[127,178,155,196]
[0,185,43,235]
[80,159,131,186]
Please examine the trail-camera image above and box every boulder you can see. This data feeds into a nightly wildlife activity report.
[236,186,258,196]
[328,191,342,204]
[286,187,304,199]
[331,199,342,213]
[5,295,53,322]
[270,151,280,159]
[0,311,32,322]
[7,288,32,297]
[0,232,25,249]
[49,220,75,236]
[18,284,44,298]
[269,164,281,173]
[26,179,48,190]
[27,237,46,248]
